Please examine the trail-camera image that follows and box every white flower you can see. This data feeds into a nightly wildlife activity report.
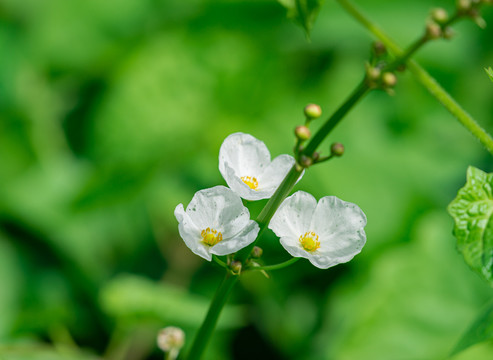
[219,132,297,201]
[174,186,260,261]
[157,326,185,359]
[268,191,367,269]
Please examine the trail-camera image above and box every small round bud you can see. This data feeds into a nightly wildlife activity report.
[295,125,311,141]
[230,260,242,274]
[330,143,345,157]
[457,0,472,13]
[431,8,449,24]
[251,246,263,259]
[382,72,397,88]
[299,155,313,168]
[372,41,387,57]
[443,27,455,39]
[312,152,320,162]
[425,22,442,39]
[366,66,381,82]
[157,327,185,358]
[304,104,322,119]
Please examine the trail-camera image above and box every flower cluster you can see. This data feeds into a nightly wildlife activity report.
[175,132,367,269]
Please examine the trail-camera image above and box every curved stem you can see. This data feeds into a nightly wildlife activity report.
[212,255,228,269]
[336,0,493,155]
[186,274,239,360]
[250,257,300,272]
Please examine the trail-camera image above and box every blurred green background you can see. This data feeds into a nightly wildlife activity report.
[1,0,493,359]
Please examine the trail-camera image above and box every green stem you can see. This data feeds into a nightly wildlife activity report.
[186,274,239,360]
[235,165,304,263]
[303,80,370,156]
[250,257,300,272]
[212,255,228,269]
[336,0,493,155]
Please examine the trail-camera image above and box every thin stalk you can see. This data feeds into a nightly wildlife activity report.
[250,257,300,272]
[336,0,493,155]
[235,165,304,263]
[186,274,239,360]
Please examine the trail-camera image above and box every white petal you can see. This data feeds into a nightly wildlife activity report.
[310,196,367,263]
[269,191,317,238]
[279,235,310,258]
[257,154,296,190]
[174,204,212,261]
[219,133,271,180]
[211,221,260,256]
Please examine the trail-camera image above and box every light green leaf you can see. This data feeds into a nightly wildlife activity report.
[277,0,325,36]
[0,344,98,360]
[486,67,493,82]
[451,300,493,356]
[448,166,493,285]
[100,275,245,329]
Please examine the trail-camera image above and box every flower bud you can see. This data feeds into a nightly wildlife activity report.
[312,152,320,162]
[304,104,322,120]
[371,41,387,58]
[457,0,472,13]
[250,246,263,259]
[295,125,311,141]
[366,66,381,82]
[157,327,185,358]
[330,143,344,157]
[443,27,455,39]
[230,260,242,274]
[382,72,397,88]
[425,22,442,39]
[299,155,313,168]
[431,8,449,24]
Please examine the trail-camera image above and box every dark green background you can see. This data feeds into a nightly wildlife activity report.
[1,0,492,359]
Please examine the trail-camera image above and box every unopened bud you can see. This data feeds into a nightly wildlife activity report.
[251,246,263,259]
[473,15,487,29]
[330,143,345,157]
[372,41,387,57]
[457,0,472,13]
[382,72,397,88]
[299,155,313,168]
[312,152,320,162]
[230,260,242,274]
[304,104,322,119]
[157,327,185,359]
[295,125,311,141]
[366,66,381,82]
[443,27,455,39]
[426,22,442,39]
[431,8,449,24]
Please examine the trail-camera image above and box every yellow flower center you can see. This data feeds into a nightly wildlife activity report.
[201,227,223,247]
[299,231,320,252]
[241,176,259,190]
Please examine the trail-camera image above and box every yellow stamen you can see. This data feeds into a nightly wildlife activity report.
[241,176,259,190]
[201,227,223,247]
[299,231,320,252]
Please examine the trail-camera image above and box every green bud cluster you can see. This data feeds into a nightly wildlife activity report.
[365,64,397,93]
[425,7,454,40]
[456,0,489,29]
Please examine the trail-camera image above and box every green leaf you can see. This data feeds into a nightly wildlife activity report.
[448,166,493,285]
[451,300,493,356]
[486,67,493,82]
[277,0,325,36]
[100,275,245,329]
